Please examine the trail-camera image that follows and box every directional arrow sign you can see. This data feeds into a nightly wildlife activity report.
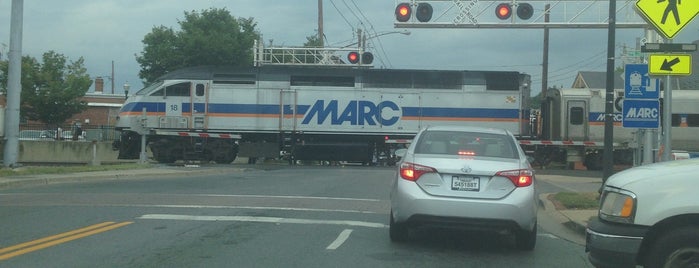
[636,0,699,39]
[649,54,692,75]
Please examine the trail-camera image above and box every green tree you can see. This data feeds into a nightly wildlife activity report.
[0,51,91,127]
[136,8,260,84]
[304,32,322,47]
[530,91,543,109]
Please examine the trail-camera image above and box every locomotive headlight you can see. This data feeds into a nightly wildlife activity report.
[599,186,636,224]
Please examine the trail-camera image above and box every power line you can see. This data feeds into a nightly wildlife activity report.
[328,0,354,31]
[340,0,363,28]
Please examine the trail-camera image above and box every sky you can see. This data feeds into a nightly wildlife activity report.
[1,0,698,97]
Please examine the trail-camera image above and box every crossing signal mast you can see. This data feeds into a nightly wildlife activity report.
[253,39,373,67]
[393,0,674,180]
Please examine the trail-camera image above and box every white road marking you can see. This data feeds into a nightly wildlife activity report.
[184,194,382,202]
[138,214,387,228]
[111,204,382,214]
[326,229,353,250]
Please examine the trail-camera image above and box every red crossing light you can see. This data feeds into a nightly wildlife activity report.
[495,3,512,20]
[347,52,360,64]
[395,3,412,22]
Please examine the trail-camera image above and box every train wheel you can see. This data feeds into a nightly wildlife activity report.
[201,150,214,164]
[213,151,236,164]
[584,152,603,171]
[154,152,176,163]
[160,148,179,163]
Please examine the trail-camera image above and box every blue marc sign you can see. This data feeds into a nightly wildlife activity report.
[622,99,659,128]
[624,64,659,99]
[301,100,400,126]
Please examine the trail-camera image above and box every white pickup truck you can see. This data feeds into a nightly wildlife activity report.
[586,158,699,268]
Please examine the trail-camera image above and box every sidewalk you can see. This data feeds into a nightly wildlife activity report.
[537,173,602,237]
[539,193,597,236]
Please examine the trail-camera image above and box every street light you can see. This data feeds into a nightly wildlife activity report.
[123,82,130,99]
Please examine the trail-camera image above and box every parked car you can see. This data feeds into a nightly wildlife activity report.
[586,158,699,268]
[389,125,538,250]
[18,130,54,141]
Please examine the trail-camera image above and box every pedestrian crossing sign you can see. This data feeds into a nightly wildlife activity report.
[635,0,699,39]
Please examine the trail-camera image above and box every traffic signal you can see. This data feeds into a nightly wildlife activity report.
[496,3,534,20]
[415,3,433,22]
[495,3,512,20]
[395,3,411,22]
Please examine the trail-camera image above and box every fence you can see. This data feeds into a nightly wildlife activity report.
[17,124,120,142]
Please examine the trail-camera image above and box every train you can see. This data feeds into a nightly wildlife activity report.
[112,64,698,169]
[113,65,531,165]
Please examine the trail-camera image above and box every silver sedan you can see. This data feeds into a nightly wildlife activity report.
[389,125,538,250]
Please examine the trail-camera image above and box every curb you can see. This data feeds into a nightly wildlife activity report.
[0,166,249,190]
[538,193,591,237]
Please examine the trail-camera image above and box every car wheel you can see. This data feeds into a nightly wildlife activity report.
[515,222,537,251]
[645,226,699,268]
[389,211,409,243]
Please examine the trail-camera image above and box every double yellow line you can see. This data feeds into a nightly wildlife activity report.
[0,221,132,261]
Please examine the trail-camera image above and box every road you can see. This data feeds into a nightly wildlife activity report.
[0,164,594,267]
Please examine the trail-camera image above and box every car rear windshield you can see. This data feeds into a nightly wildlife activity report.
[414,130,519,159]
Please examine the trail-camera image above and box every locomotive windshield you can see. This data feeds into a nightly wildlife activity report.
[150,82,191,97]
[134,81,164,96]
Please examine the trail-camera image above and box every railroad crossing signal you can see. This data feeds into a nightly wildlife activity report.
[395,2,434,23]
[649,54,692,75]
[635,0,699,39]
[496,3,512,20]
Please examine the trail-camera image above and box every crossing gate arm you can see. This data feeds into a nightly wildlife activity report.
[154,131,242,139]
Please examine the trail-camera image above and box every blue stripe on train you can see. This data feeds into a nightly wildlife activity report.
[123,102,520,119]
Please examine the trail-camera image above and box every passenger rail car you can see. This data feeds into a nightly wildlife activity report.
[113,66,531,164]
[531,88,699,169]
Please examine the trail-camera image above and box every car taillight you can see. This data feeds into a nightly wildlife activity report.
[399,162,437,181]
[496,169,534,187]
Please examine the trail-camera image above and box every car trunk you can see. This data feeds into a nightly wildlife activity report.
[414,155,522,199]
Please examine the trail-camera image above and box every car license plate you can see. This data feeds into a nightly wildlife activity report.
[451,176,480,191]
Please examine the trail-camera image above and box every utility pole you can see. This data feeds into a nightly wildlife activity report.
[603,0,617,182]
[318,0,324,47]
[541,4,550,99]
[4,0,23,168]
[540,4,550,139]
[111,60,115,94]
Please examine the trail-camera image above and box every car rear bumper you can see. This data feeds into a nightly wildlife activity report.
[390,179,537,232]
[585,217,648,268]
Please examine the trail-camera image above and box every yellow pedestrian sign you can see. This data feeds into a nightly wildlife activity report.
[635,0,699,39]
[649,54,692,75]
